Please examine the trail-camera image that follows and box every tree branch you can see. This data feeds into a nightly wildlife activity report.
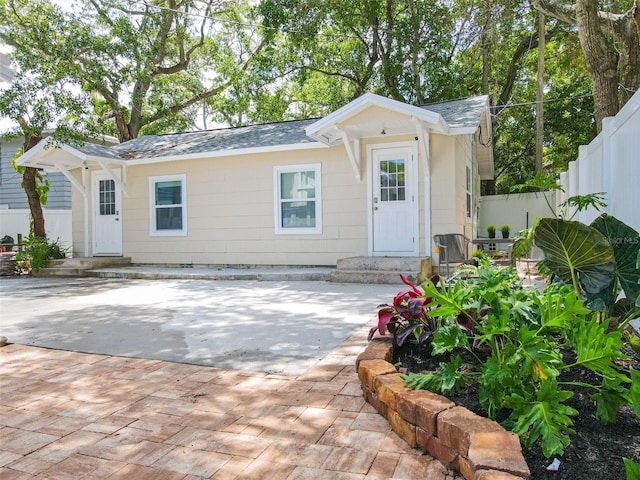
[145,36,268,126]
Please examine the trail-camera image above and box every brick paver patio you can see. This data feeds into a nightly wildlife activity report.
[0,327,462,479]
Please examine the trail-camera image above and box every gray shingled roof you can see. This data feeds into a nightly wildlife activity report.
[73,97,485,161]
[74,119,318,160]
[420,96,488,129]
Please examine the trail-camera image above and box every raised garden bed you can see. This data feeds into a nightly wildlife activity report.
[356,336,530,480]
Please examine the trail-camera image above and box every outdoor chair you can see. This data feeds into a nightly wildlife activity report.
[433,233,474,276]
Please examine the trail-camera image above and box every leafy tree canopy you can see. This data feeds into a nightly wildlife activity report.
[0,0,270,140]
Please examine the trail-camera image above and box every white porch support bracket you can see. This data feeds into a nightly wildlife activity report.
[53,161,87,198]
[412,117,431,175]
[95,159,128,196]
[336,127,362,182]
[413,117,433,259]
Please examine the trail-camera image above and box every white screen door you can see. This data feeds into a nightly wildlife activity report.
[92,171,122,255]
[371,145,418,255]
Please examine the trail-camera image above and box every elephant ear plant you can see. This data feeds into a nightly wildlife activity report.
[534,213,640,329]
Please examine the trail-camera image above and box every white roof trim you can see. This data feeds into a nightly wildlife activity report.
[125,141,327,165]
[306,92,450,144]
[16,138,327,170]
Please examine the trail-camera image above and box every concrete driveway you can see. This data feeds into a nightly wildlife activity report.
[0,277,399,376]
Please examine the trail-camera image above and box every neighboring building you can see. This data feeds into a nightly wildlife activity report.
[0,135,73,247]
[17,93,494,270]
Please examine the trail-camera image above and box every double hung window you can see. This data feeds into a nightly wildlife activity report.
[274,164,322,234]
[150,174,187,236]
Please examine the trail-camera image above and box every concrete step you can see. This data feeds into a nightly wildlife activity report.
[330,256,432,284]
[35,257,132,277]
[32,267,90,277]
[85,267,332,282]
[329,269,418,285]
[336,256,423,272]
[47,257,132,268]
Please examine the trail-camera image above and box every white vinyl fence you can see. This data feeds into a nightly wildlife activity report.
[479,191,556,236]
[0,207,72,251]
[559,89,640,231]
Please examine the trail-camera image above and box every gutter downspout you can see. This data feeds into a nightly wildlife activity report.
[83,166,89,257]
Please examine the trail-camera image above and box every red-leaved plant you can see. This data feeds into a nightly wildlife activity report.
[369,274,488,348]
[369,275,439,347]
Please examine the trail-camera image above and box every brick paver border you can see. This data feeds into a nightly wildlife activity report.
[356,337,530,480]
[0,327,466,480]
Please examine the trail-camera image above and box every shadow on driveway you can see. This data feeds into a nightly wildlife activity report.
[0,277,400,376]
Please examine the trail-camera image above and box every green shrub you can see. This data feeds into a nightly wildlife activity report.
[14,236,68,273]
[377,266,639,459]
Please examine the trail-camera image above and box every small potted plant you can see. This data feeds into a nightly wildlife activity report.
[486,224,496,239]
[0,235,14,253]
[500,224,510,239]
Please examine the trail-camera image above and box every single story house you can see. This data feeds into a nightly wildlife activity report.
[17,93,493,270]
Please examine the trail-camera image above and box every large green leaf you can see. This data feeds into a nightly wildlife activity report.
[569,317,627,381]
[591,213,640,305]
[631,367,640,418]
[535,218,615,310]
[623,457,640,480]
[507,380,577,457]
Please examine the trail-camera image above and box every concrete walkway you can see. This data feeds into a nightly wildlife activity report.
[0,276,401,377]
[0,331,462,479]
[85,265,336,282]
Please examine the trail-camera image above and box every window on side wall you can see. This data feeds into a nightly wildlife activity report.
[465,163,472,220]
[274,164,322,234]
[150,174,187,236]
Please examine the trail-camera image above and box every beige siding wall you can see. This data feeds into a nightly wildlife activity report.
[70,121,480,267]
[71,169,86,256]
[342,106,412,128]
[455,135,474,239]
[74,146,370,265]
[429,134,457,236]
[428,133,476,265]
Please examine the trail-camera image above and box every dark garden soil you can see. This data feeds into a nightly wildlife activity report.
[395,342,640,480]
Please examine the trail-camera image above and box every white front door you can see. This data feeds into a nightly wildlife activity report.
[370,145,418,256]
[92,171,122,255]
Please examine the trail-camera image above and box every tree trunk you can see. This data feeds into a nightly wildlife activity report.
[480,0,490,96]
[613,4,640,107]
[114,111,133,142]
[22,133,45,238]
[534,0,640,132]
[574,0,621,132]
[536,12,545,173]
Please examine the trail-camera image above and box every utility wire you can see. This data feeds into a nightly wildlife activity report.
[489,93,595,117]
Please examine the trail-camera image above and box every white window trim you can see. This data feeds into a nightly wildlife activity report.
[274,163,322,235]
[149,174,187,236]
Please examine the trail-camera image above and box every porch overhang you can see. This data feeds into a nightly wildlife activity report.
[305,93,450,148]
[16,138,129,196]
[305,92,494,182]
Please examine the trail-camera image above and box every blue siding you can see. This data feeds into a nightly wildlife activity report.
[0,137,71,210]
